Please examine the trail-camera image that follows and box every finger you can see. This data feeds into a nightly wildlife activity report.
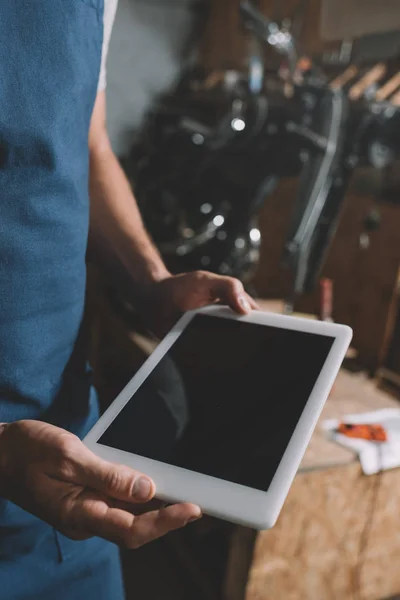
[71,494,201,548]
[70,446,155,504]
[123,503,202,549]
[247,294,261,310]
[113,498,167,515]
[211,277,251,314]
[66,490,137,544]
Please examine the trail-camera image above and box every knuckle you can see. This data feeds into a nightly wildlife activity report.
[230,277,243,292]
[58,435,79,459]
[194,270,207,281]
[55,455,74,479]
[57,459,74,479]
[102,468,127,495]
[57,491,86,535]
[55,436,80,477]
[121,518,140,549]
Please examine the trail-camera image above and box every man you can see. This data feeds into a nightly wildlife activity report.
[0,1,257,598]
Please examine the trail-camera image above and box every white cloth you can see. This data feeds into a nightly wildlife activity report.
[323,408,400,475]
[98,0,118,91]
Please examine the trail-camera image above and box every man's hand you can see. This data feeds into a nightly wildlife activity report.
[141,271,259,337]
[0,421,201,548]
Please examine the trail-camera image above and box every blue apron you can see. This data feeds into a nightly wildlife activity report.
[0,1,124,598]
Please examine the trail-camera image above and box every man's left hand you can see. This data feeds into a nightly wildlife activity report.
[142,271,259,337]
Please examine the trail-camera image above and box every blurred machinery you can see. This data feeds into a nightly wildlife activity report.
[125,1,400,311]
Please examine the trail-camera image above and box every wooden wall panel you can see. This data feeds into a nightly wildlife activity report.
[199,0,327,70]
[321,0,400,41]
[200,0,244,70]
[252,173,400,373]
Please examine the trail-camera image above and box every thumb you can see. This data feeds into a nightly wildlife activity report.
[74,448,155,504]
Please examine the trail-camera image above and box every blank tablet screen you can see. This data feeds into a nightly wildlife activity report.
[98,314,334,492]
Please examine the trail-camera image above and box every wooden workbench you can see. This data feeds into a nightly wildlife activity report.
[159,370,400,600]
[222,369,400,600]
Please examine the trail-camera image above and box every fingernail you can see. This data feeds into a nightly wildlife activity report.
[132,477,152,501]
[187,515,202,525]
[188,513,202,524]
[239,296,251,313]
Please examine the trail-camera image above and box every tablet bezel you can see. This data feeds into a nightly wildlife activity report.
[84,305,352,530]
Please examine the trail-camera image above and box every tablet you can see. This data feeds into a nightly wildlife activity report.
[84,306,352,530]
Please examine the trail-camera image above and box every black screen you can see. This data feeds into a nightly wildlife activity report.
[99,314,334,492]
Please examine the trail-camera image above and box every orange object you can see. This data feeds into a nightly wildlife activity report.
[338,422,387,442]
[297,57,312,72]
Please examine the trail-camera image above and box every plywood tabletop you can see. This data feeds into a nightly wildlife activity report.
[301,370,399,471]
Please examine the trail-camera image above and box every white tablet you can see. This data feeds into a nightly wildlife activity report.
[84,306,352,530]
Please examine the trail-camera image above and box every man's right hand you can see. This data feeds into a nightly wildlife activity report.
[0,420,201,548]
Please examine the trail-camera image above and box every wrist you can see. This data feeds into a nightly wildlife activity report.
[127,264,172,306]
[139,263,171,288]
[118,241,171,289]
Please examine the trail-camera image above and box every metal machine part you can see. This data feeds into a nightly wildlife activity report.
[240,1,298,76]
[284,89,348,296]
[127,1,400,304]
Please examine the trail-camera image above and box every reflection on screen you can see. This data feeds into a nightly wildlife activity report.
[98,314,334,492]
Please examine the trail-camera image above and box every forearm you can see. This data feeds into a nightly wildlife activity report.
[88,143,170,288]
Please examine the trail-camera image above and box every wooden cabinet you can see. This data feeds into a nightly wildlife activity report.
[199,0,329,71]
[377,268,400,396]
[252,174,400,374]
